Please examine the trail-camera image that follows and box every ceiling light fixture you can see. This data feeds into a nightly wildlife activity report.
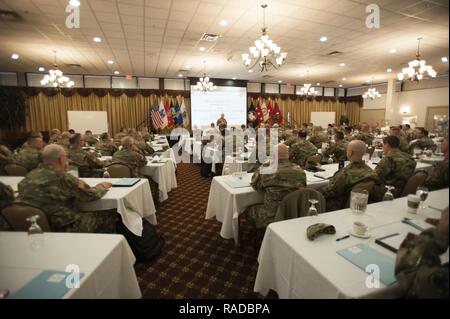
[316,82,320,86]
[241,4,287,72]
[195,61,216,92]
[178,74,183,77]
[248,70,253,73]
[11,53,19,60]
[40,50,74,88]
[389,48,397,54]
[387,68,392,73]
[297,71,318,96]
[232,77,236,80]
[342,77,346,81]
[219,20,228,26]
[93,37,102,43]
[442,56,448,63]
[397,37,436,81]
[107,60,114,64]
[340,63,345,67]
[339,84,343,88]
[363,79,381,99]
[320,36,327,42]
[38,67,45,72]
[199,47,205,52]
[69,0,80,7]
[114,71,120,75]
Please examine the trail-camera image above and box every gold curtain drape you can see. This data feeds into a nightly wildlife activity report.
[248,97,361,126]
[25,92,191,134]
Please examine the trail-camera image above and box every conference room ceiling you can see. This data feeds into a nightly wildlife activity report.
[0,0,448,87]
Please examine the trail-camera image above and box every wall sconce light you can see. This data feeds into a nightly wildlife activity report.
[400,106,410,114]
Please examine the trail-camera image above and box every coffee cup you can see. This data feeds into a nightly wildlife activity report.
[353,221,368,236]
[407,194,420,214]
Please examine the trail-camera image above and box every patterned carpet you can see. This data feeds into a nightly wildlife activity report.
[134,163,271,299]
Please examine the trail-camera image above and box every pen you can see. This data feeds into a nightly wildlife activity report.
[336,235,350,241]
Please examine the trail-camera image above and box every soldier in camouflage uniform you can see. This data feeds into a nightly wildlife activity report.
[246,144,306,229]
[283,130,299,148]
[318,140,385,212]
[425,138,449,190]
[344,126,354,143]
[390,126,410,154]
[324,131,348,162]
[49,128,61,144]
[55,131,71,150]
[67,133,106,177]
[12,135,44,171]
[289,131,318,168]
[95,132,119,156]
[140,127,153,142]
[309,126,328,149]
[370,121,381,135]
[135,132,155,156]
[410,127,437,152]
[375,136,416,197]
[403,124,415,143]
[17,144,118,233]
[83,130,99,146]
[354,123,374,145]
[395,207,448,298]
[112,136,148,177]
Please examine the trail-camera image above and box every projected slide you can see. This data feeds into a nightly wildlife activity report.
[190,86,247,129]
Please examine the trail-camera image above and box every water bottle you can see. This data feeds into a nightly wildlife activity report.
[103,168,110,178]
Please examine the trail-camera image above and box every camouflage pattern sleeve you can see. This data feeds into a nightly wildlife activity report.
[59,173,108,202]
[250,169,263,191]
[395,228,449,298]
[0,182,14,201]
[424,159,449,191]
[319,169,346,198]
[375,156,391,181]
[137,152,148,167]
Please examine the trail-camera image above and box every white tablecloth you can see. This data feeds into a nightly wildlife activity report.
[140,158,177,202]
[206,162,433,244]
[0,177,156,237]
[0,232,141,299]
[254,188,449,298]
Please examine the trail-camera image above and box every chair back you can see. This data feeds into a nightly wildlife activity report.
[276,188,326,221]
[307,154,322,164]
[1,202,51,231]
[106,163,132,178]
[4,164,28,176]
[401,171,428,197]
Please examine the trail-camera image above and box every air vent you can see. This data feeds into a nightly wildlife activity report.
[0,10,21,21]
[324,80,336,84]
[66,63,81,68]
[200,33,220,42]
[327,51,342,56]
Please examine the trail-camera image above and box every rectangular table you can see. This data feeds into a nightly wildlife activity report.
[254,188,449,298]
[206,162,433,244]
[0,176,156,237]
[0,232,141,299]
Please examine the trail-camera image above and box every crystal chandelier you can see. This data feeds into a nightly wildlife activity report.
[40,50,74,88]
[241,4,287,72]
[297,83,319,96]
[397,37,437,81]
[195,61,216,92]
[363,87,381,99]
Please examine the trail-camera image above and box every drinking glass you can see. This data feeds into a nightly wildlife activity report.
[307,199,319,216]
[416,186,429,209]
[27,215,44,251]
[350,190,369,214]
[383,186,395,201]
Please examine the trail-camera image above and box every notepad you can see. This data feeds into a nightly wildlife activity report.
[337,243,397,286]
[313,171,333,179]
[111,178,140,187]
[375,233,404,253]
[224,179,251,189]
[402,218,433,232]
[10,270,84,299]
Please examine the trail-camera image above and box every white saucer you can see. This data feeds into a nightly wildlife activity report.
[350,230,371,239]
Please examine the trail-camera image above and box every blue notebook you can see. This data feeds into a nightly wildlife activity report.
[224,179,251,189]
[337,243,397,286]
[10,270,84,299]
[111,178,140,187]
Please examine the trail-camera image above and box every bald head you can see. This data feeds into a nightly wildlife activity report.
[276,143,289,160]
[42,144,66,164]
[347,140,366,161]
[122,136,135,149]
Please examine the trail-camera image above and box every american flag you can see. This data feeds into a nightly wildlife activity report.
[151,103,163,129]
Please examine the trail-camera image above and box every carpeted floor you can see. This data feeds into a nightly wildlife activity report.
[134,163,270,299]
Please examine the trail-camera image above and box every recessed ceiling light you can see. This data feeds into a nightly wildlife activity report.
[442,56,448,63]
[114,71,120,75]
[219,20,228,27]
[387,68,392,73]
[11,53,19,60]
[366,79,371,83]
[107,60,114,64]
[316,82,320,86]
[389,48,397,54]
[69,0,80,6]
[340,63,345,67]
[185,65,191,69]
[38,67,45,72]
[199,47,206,52]
[342,77,346,81]
[300,74,305,77]
[178,74,183,77]
[232,77,236,80]
[339,84,343,88]
[320,36,328,42]
[93,37,102,43]
[278,80,282,83]
[248,70,253,73]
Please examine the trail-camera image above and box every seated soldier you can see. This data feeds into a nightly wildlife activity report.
[49,128,61,144]
[112,136,147,177]
[354,123,374,145]
[67,133,106,177]
[135,132,155,156]
[12,134,44,171]
[18,144,117,233]
[410,127,437,152]
[289,130,317,168]
[344,126,354,142]
[246,144,306,229]
[83,130,99,146]
[375,136,416,197]
[390,126,410,153]
[324,131,348,162]
[318,140,384,212]
[140,127,153,142]
[425,138,449,190]
[56,131,72,150]
[95,132,119,156]
[114,127,128,140]
[283,129,299,147]
[395,207,449,299]
[309,126,328,149]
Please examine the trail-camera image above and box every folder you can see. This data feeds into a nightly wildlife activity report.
[337,243,397,286]
[375,233,403,253]
[224,179,251,189]
[111,178,140,187]
[11,270,84,299]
